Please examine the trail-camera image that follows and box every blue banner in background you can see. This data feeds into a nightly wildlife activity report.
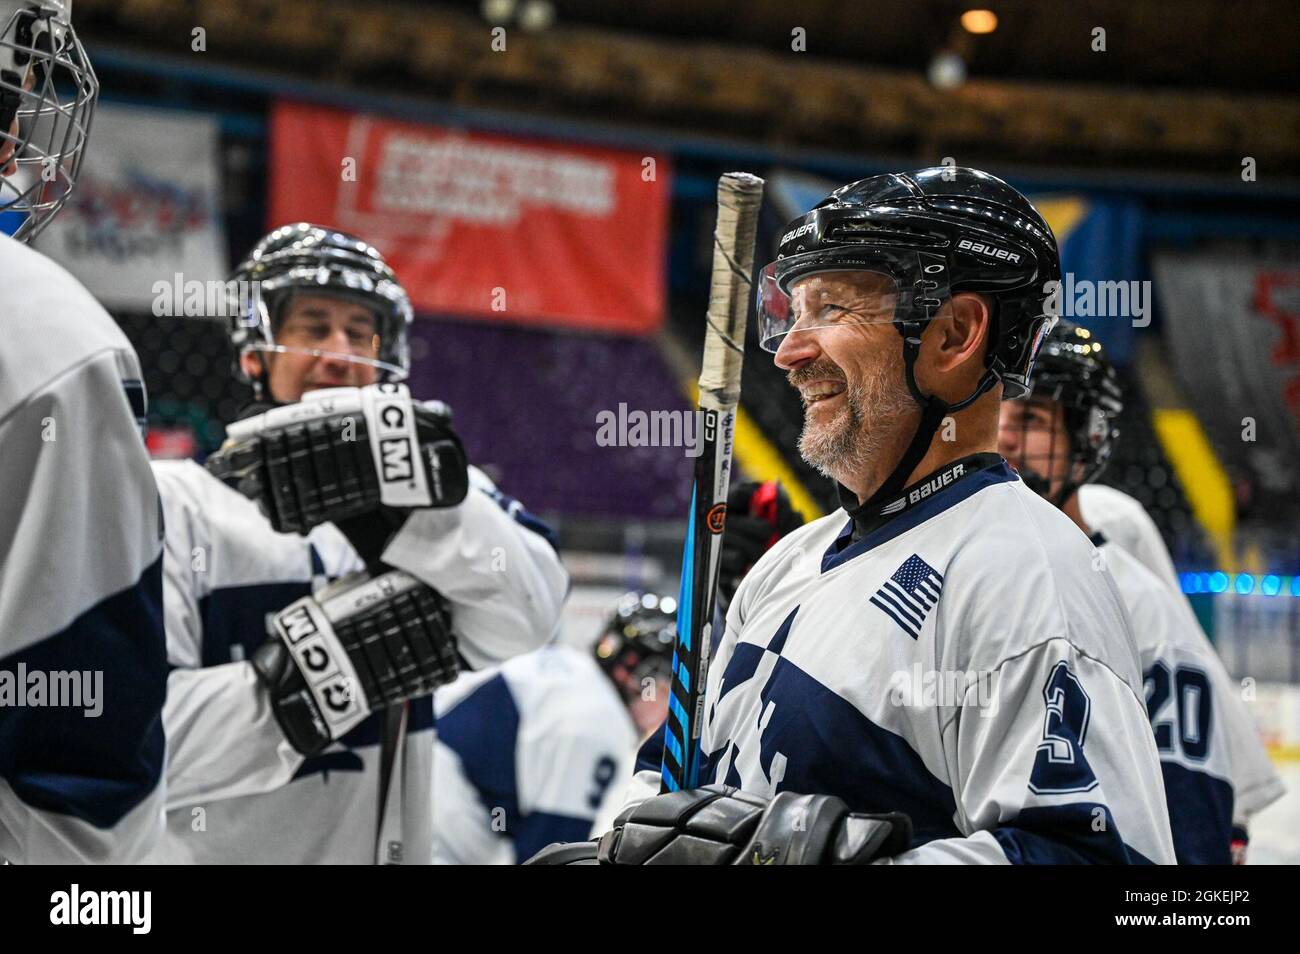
[1041,195,1145,365]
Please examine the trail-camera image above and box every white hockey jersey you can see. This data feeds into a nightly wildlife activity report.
[431,644,638,864]
[1079,483,1180,594]
[0,233,168,863]
[1098,538,1284,862]
[149,458,569,864]
[627,455,1176,864]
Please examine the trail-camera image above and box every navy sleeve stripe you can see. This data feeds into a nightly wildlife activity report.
[437,672,524,826]
[1160,761,1235,865]
[480,487,559,551]
[635,720,665,775]
[512,811,596,863]
[991,804,1156,865]
[0,555,166,828]
[198,581,314,666]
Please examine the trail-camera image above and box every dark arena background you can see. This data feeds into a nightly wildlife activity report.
[5,0,1299,881]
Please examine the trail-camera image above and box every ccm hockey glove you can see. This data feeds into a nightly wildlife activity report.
[253,570,459,755]
[596,785,912,865]
[207,383,469,537]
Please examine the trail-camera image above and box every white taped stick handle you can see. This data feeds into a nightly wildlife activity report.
[699,172,765,413]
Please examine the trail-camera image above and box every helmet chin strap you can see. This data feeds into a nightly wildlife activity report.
[1052,458,1107,510]
[1017,466,1052,498]
[238,350,285,417]
[850,321,999,514]
[1018,419,1106,510]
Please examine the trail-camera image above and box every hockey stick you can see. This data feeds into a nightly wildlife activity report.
[660,172,765,793]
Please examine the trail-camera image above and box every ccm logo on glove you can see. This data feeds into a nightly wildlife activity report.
[272,599,364,729]
[363,385,429,506]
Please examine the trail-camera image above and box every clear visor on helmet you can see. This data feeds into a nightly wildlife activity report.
[756,247,950,352]
[0,5,98,241]
[240,342,407,381]
[235,269,412,382]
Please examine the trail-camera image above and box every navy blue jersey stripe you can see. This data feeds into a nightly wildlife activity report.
[1160,761,1234,865]
[437,673,524,834]
[704,651,962,844]
[992,803,1156,865]
[513,811,595,863]
[199,581,314,666]
[480,487,559,551]
[636,721,666,775]
[0,554,166,828]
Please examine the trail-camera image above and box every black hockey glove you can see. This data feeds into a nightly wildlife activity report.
[521,841,602,865]
[207,384,470,539]
[596,785,912,865]
[252,570,459,755]
[719,480,805,604]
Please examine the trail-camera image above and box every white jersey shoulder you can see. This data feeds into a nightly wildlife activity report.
[1079,483,1179,593]
[0,232,161,658]
[433,645,637,863]
[0,233,166,863]
[0,233,140,419]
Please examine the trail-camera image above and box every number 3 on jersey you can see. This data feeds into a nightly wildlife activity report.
[1029,661,1100,795]
[588,755,617,810]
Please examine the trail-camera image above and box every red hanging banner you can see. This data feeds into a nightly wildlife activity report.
[269,100,670,333]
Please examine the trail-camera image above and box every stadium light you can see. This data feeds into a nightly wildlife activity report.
[961,9,999,35]
[928,51,967,91]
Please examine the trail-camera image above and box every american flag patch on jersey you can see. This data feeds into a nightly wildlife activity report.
[870,554,944,640]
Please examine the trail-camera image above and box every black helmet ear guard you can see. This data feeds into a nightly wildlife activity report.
[762,167,1061,512]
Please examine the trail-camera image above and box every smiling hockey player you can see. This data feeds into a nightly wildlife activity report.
[999,319,1284,863]
[148,223,568,864]
[0,0,170,863]
[588,168,1176,865]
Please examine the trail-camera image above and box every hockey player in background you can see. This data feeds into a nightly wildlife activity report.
[997,323,1182,593]
[149,223,568,863]
[999,319,1284,863]
[432,593,675,864]
[0,0,170,863]
[568,168,1176,865]
[439,480,804,863]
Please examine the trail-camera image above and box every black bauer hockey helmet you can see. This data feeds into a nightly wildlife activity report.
[229,222,413,392]
[1015,318,1123,505]
[758,166,1060,401]
[758,167,1061,512]
[593,592,678,704]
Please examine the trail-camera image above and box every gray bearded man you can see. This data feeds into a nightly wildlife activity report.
[532,167,1176,865]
